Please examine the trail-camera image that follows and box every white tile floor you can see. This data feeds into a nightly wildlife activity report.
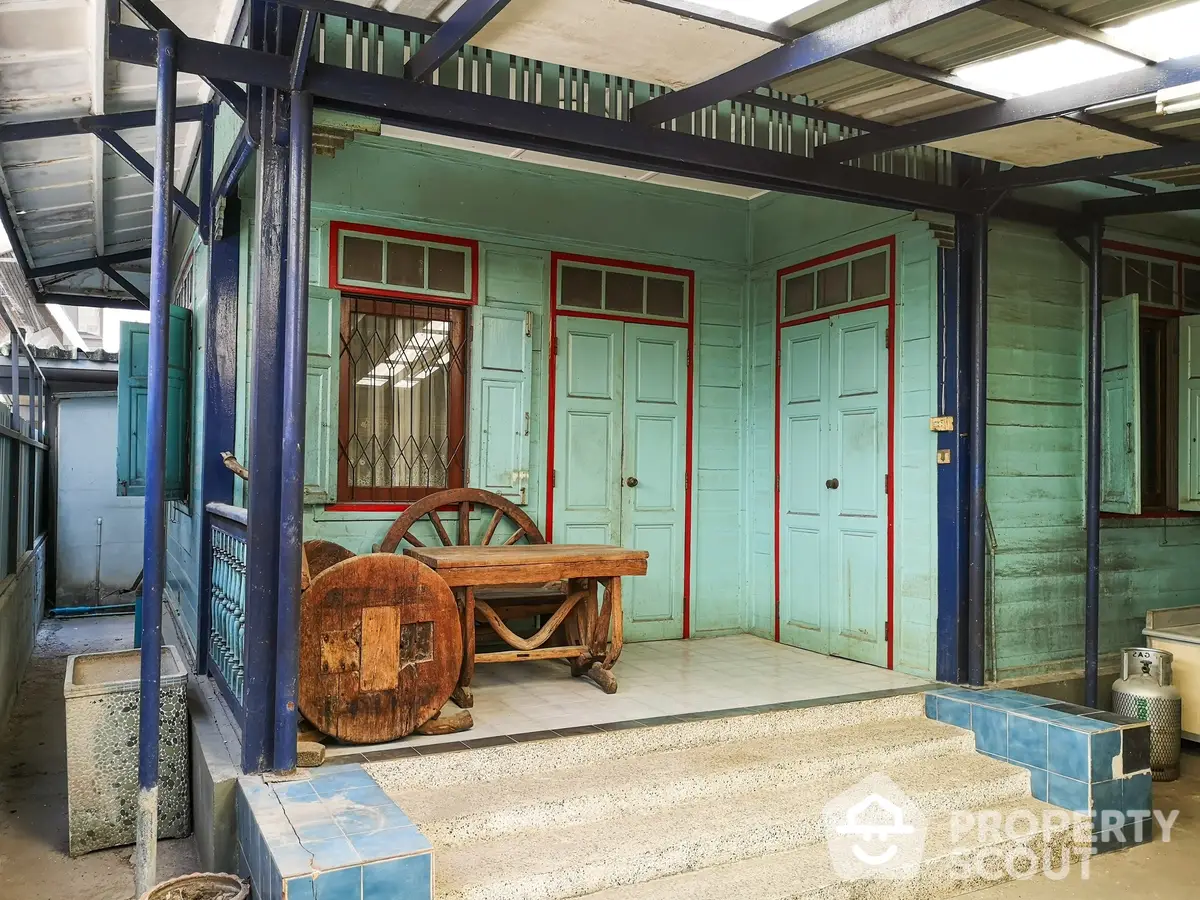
[326,634,930,756]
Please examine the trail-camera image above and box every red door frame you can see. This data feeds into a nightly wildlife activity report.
[545,251,696,639]
[773,236,897,669]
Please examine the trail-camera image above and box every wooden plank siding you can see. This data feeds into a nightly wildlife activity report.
[986,225,1200,681]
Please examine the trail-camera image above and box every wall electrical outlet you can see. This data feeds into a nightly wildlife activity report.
[937,449,952,465]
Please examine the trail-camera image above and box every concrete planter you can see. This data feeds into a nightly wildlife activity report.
[64,645,191,856]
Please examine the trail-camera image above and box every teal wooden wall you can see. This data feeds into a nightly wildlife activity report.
[232,136,752,637]
[987,224,1200,680]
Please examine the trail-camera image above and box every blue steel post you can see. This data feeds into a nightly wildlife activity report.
[274,89,313,773]
[967,212,988,687]
[199,102,214,244]
[1085,219,1104,708]
[242,0,289,773]
[134,27,176,898]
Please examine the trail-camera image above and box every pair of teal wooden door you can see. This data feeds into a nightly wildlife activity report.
[553,317,688,642]
[778,306,890,667]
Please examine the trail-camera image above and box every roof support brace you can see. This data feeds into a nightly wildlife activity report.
[818,51,1200,162]
[630,0,989,126]
[1082,186,1200,217]
[975,140,1200,190]
[405,0,514,82]
[96,128,201,225]
[120,0,248,118]
[289,10,317,90]
[100,264,151,308]
[0,105,206,143]
[28,247,151,279]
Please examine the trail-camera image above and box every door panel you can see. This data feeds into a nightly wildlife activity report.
[553,318,687,641]
[622,324,687,641]
[777,306,890,667]
[778,321,829,653]
[554,319,623,547]
[828,306,889,666]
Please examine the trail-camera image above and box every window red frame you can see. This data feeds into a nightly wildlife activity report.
[776,236,895,324]
[329,221,480,305]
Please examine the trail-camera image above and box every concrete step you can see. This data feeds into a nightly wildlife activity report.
[571,796,1090,900]
[404,716,974,848]
[366,694,928,794]
[431,749,1035,900]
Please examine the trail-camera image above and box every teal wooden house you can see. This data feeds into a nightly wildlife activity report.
[4,0,1200,892]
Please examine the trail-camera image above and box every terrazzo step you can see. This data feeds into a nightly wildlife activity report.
[571,796,1090,900]
[399,716,975,848]
[431,750,1034,900]
[367,694,928,794]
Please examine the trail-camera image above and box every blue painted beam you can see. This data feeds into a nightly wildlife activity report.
[214,124,258,203]
[0,105,205,142]
[274,90,313,773]
[275,0,435,34]
[133,27,177,897]
[121,0,248,118]
[1083,186,1200,217]
[405,0,514,82]
[199,102,215,243]
[818,52,1200,163]
[99,264,151,308]
[96,128,201,225]
[106,22,982,212]
[241,0,288,775]
[1085,220,1104,708]
[629,0,988,126]
[28,247,150,279]
[36,293,147,310]
[197,195,241,678]
[967,212,988,688]
[289,10,317,91]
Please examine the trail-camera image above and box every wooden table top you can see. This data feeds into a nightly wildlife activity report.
[403,544,648,586]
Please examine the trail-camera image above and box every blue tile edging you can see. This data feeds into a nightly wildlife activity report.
[925,687,1154,856]
[237,763,433,900]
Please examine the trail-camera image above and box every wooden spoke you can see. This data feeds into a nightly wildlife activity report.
[429,509,453,546]
[481,508,504,545]
[379,488,546,553]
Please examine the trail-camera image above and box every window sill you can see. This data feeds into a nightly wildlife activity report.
[1100,512,1200,529]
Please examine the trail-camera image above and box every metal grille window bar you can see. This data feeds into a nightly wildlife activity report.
[206,503,247,714]
[338,297,468,502]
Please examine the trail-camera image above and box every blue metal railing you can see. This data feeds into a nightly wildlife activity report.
[207,502,248,714]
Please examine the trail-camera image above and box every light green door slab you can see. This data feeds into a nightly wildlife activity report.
[778,305,890,667]
[621,324,687,642]
[553,316,687,642]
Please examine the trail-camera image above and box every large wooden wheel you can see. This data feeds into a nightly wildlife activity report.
[378,488,546,553]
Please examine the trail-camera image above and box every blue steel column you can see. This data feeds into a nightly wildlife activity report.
[242,1,289,773]
[1085,219,1104,707]
[134,27,176,898]
[967,213,988,687]
[274,89,313,772]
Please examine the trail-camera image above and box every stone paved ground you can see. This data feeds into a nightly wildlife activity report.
[0,615,197,900]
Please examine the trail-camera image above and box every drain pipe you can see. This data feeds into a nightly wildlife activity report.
[93,517,104,605]
[967,212,989,687]
[134,29,178,898]
[1085,219,1105,708]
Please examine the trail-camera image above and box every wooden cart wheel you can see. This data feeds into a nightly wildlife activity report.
[298,554,461,744]
[378,488,546,553]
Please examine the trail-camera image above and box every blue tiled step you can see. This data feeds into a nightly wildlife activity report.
[925,688,1154,855]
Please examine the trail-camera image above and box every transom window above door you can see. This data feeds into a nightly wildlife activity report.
[556,258,691,322]
[332,222,477,303]
[778,240,892,323]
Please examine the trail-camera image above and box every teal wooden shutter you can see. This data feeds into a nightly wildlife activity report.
[1100,294,1141,514]
[304,287,341,504]
[117,306,191,499]
[470,306,533,504]
[1179,315,1200,511]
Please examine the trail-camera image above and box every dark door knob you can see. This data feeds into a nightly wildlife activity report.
[826,478,840,490]
[626,476,639,487]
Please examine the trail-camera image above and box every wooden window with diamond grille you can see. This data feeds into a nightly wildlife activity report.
[337,297,468,502]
